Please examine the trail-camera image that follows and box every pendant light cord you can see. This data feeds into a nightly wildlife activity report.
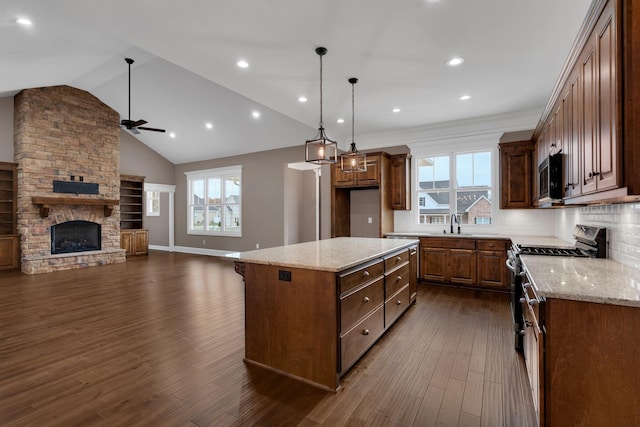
[319,53,324,128]
[351,80,355,145]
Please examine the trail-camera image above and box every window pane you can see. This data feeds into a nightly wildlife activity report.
[207,178,222,204]
[208,205,221,230]
[225,175,240,202]
[417,191,449,225]
[418,156,449,190]
[192,179,205,205]
[456,190,492,225]
[456,151,491,188]
[192,206,205,230]
[225,204,241,232]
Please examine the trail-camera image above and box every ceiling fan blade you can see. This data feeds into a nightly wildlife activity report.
[131,119,147,127]
[129,127,141,135]
[137,126,166,133]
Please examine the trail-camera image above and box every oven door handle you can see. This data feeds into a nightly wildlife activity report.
[506,257,526,276]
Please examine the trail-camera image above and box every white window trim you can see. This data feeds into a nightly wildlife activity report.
[410,133,500,232]
[185,165,243,237]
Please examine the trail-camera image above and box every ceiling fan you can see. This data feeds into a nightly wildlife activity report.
[120,57,166,134]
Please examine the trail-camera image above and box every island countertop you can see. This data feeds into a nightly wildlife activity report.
[230,237,419,272]
[521,255,640,308]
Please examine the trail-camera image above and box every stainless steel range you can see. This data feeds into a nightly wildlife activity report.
[506,224,607,350]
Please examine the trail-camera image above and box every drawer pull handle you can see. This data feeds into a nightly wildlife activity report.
[396,256,402,262]
[363,270,370,277]
[397,275,402,281]
[362,329,370,336]
[396,300,402,305]
[363,296,370,303]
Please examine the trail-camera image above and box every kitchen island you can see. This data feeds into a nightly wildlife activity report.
[233,237,418,391]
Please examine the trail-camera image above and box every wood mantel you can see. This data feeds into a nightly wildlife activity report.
[32,196,119,218]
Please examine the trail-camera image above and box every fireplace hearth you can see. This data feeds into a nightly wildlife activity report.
[51,220,101,255]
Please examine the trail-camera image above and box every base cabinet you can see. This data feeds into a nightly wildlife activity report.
[120,229,148,256]
[527,296,640,426]
[0,235,19,271]
[420,236,510,291]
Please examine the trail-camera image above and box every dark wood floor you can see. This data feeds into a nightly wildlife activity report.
[0,251,536,426]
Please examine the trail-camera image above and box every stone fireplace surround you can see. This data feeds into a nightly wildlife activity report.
[14,85,126,274]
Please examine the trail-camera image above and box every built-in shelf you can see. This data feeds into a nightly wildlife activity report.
[31,196,119,218]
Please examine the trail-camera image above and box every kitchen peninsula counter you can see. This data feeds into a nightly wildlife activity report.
[233,237,418,391]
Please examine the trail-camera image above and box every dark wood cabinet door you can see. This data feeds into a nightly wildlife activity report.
[477,250,507,289]
[581,36,598,195]
[120,230,134,255]
[134,230,149,256]
[499,141,534,208]
[332,162,356,187]
[566,70,582,198]
[389,154,410,210]
[0,235,19,270]
[449,249,476,285]
[595,2,618,192]
[420,246,446,282]
[356,155,380,186]
[409,245,417,302]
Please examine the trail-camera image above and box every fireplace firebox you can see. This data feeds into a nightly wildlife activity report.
[51,220,102,255]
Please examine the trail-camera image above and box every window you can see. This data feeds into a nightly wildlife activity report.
[186,166,242,236]
[146,191,160,216]
[416,150,492,226]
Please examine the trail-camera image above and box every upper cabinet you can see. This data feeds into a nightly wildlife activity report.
[333,153,382,187]
[533,0,640,205]
[389,153,411,210]
[499,140,534,209]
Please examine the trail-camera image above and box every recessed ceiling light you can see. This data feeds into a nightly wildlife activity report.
[205,122,213,129]
[237,60,249,69]
[392,108,401,113]
[252,111,261,119]
[460,95,471,101]
[298,96,307,103]
[447,57,464,67]
[337,118,345,124]
[426,0,441,3]
[169,132,176,138]
[14,18,32,26]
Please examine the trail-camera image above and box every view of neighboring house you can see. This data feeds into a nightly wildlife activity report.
[418,180,491,225]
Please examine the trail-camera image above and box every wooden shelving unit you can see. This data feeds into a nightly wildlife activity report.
[0,162,19,270]
[119,174,148,256]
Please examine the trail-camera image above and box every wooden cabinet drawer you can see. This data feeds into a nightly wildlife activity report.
[339,260,384,294]
[340,305,384,373]
[420,237,476,249]
[477,239,509,251]
[384,249,409,271]
[340,277,384,332]
[385,285,411,327]
[385,263,410,297]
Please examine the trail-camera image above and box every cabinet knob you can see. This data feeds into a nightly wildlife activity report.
[363,296,370,303]
[397,275,402,281]
[363,270,369,277]
[362,329,370,336]
[396,256,402,262]
[396,300,402,305]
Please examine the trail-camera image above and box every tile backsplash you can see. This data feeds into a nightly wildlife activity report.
[554,203,640,269]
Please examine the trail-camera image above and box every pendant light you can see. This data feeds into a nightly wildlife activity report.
[341,77,367,173]
[305,47,338,164]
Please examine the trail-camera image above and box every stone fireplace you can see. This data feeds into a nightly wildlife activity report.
[14,85,126,274]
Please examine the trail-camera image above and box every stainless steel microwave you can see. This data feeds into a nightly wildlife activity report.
[539,152,563,201]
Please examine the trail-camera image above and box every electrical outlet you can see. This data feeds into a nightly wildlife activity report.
[367,217,373,224]
[202,239,206,245]
[256,243,260,249]
[278,270,291,281]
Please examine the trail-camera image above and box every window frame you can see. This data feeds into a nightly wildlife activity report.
[185,165,243,237]
[410,136,498,232]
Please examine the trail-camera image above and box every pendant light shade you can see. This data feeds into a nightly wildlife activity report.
[305,47,338,164]
[341,77,367,173]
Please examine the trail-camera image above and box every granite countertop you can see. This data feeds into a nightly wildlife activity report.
[521,255,640,308]
[229,237,418,272]
[387,232,572,247]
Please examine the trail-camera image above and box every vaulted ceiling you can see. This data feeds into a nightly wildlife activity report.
[1,0,592,164]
